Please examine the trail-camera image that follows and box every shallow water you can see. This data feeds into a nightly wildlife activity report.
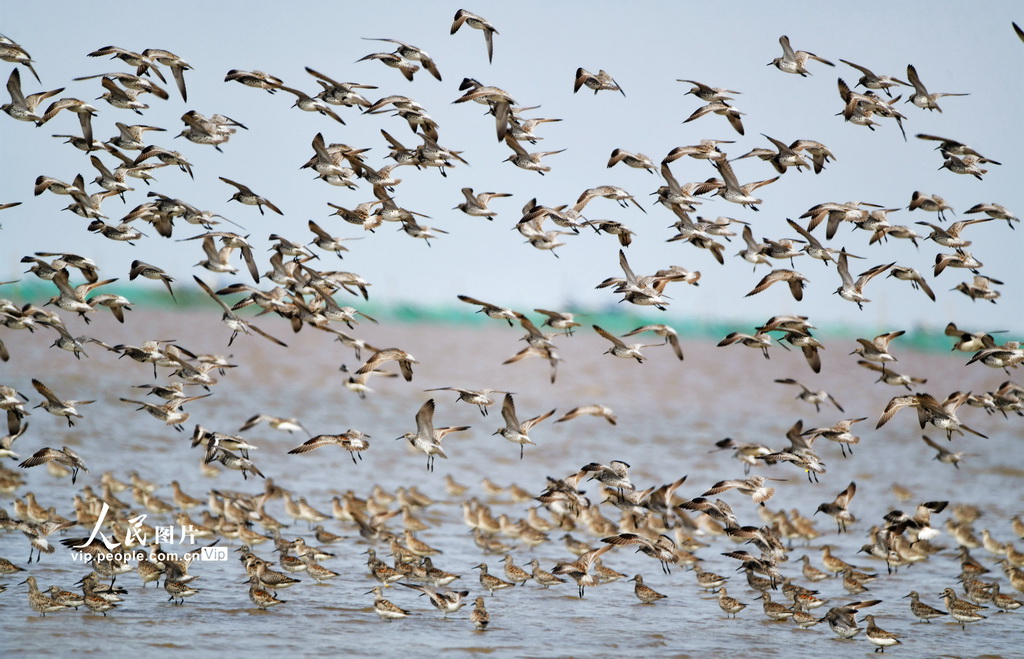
[2,311,1022,657]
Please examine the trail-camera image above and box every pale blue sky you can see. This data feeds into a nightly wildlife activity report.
[2,2,1021,332]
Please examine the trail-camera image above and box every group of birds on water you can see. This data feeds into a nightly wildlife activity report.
[1,8,1023,653]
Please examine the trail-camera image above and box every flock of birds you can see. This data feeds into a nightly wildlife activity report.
[1,9,1023,654]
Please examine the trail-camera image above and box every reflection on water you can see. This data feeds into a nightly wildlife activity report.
[2,312,1022,657]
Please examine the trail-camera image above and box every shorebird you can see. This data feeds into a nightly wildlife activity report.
[769,35,834,76]
[139,48,191,100]
[503,134,564,174]
[37,97,97,148]
[739,134,812,173]
[187,233,256,281]
[861,615,901,652]
[165,578,199,606]
[835,249,893,309]
[307,220,360,259]
[716,587,747,618]
[304,67,376,109]
[579,461,634,495]
[528,558,566,588]
[915,133,1000,165]
[683,101,744,135]
[745,269,808,301]
[702,475,779,505]
[20,576,65,616]
[754,591,794,621]
[906,64,968,112]
[552,545,612,598]
[934,249,983,276]
[581,218,636,247]
[780,219,838,266]
[96,77,149,113]
[219,177,282,216]
[119,394,209,432]
[454,188,511,220]
[397,399,468,471]
[819,601,881,639]
[31,378,93,427]
[600,249,675,310]
[193,276,287,347]
[75,69,168,102]
[876,392,988,440]
[851,330,904,369]
[239,414,307,435]
[576,185,646,214]
[204,445,264,479]
[275,82,346,124]
[19,446,87,483]
[468,564,511,595]
[989,583,1023,613]
[735,225,770,270]
[717,330,774,359]
[937,151,987,179]
[0,413,28,460]
[903,590,948,623]
[953,275,1001,303]
[357,51,420,82]
[106,121,167,152]
[502,336,561,385]
[802,418,867,457]
[908,190,954,221]
[177,110,246,151]
[534,308,581,335]
[774,378,844,412]
[423,387,508,416]
[0,35,40,83]
[42,316,105,356]
[224,69,283,92]
[457,294,519,325]
[366,586,409,621]
[835,78,905,136]
[711,438,772,475]
[191,425,259,459]
[664,139,734,165]
[354,347,417,383]
[3,68,63,122]
[451,77,516,139]
[917,218,993,249]
[128,260,176,301]
[839,59,909,96]
[607,148,655,173]
[574,68,624,96]
[247,575,286,610]
[87,44,160,76]
[365,38,442,81]
[710,158,777,211]
[508,109,561,144]
[556,405,617,426]
[939,588,987,629]
[964,202,1018,229]
[450,9,498,62]
[816,482,857,532]
[677,79,739,101]
[629,574,667,604]
[470,596,489,630]
[401,583,470,616]
[886,266,935,302]
[592,324,656,363]
[621,325,683,360]
[493,393,555,459]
